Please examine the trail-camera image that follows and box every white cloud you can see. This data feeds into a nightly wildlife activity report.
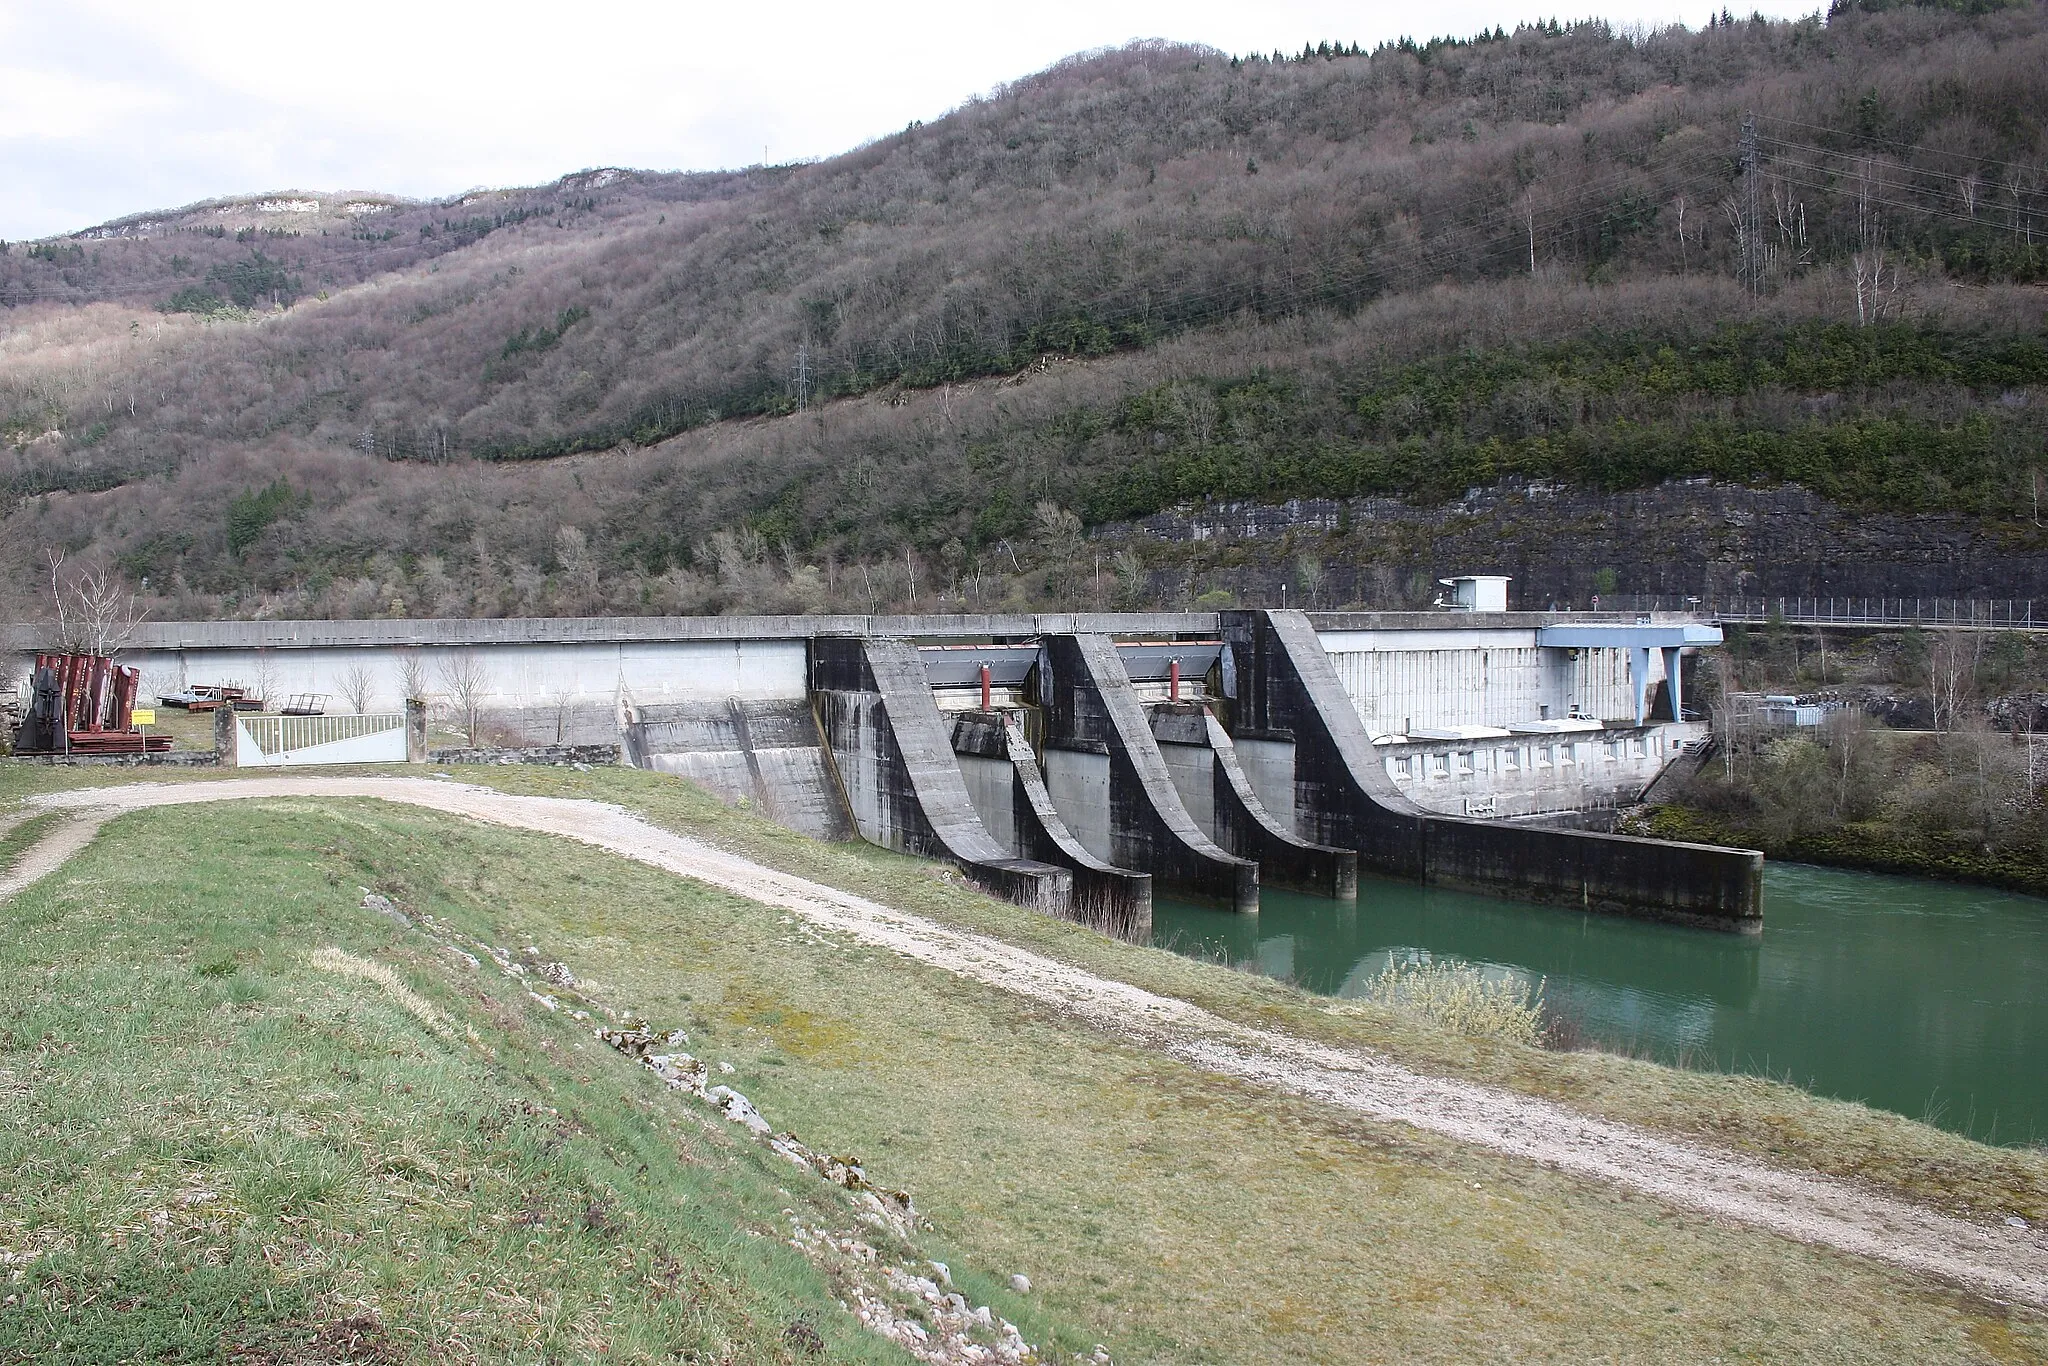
[0,0,1823,240]
[0,66,170,140]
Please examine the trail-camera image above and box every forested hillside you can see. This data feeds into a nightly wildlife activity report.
[5,0,2048,620]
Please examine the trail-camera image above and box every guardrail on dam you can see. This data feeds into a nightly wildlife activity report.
[3,609,1761,934]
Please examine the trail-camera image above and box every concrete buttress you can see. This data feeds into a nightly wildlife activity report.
[1224,610,1762,930]
[1040,634,1260,912]
[812,637,1073,913]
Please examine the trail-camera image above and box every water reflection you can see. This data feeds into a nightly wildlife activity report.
[1153,865,2048,1145]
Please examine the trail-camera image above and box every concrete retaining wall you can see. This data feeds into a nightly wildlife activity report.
[87,638,811,745]
[624,698,850,841]
[1224,610,1762,930]
[1419,816,1764,931]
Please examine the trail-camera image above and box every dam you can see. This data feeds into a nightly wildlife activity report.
[3,601,1756,936]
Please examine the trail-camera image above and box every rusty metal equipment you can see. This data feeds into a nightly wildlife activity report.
[157,683,265,713]
[10,652,170,756]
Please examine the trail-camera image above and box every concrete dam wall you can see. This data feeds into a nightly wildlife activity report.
[1224,612,1761,931]
[4,608,1761,932]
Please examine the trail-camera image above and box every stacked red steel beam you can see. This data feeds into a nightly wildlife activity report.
[20,653,170,754]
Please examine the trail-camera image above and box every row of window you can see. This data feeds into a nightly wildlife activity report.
[1386,736,1655,783]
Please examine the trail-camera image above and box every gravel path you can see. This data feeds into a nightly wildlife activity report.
[0,808,110,901]
[15,775,2048,1308]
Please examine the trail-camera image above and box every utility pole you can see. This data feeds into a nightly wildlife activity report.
[1740,112,1762,294]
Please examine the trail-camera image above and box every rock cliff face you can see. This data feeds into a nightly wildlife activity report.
[1101,481,2048,608]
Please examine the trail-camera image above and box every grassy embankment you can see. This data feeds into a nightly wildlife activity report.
[3,764,2047,1362]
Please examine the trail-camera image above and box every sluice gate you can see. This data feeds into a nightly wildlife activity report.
[9,608,1760,934]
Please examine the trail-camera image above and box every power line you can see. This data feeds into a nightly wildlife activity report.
[1765,167,2039,234]
[1757,139,2043,206]
[1752,112,2048,180]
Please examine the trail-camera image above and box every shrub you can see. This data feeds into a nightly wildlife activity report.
[1347,959,1545,1044]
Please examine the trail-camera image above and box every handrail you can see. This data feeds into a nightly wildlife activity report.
[1600,594,2041,629]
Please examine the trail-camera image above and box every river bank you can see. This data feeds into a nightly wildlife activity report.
[1157,863,2048,1148]
[1633,801,2048,897]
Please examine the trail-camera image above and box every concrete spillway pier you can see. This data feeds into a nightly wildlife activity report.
[1226,612,1760,931]
[1152,707,1358,900]
[950,711,1153,941]
[812,636,1073,914]
[1039,634,1260,913]
[6,607,1760,933]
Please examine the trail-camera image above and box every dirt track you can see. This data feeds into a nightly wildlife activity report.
[12,775,2048,1308]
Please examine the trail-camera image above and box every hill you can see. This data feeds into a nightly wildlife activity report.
[4,4,2048,619]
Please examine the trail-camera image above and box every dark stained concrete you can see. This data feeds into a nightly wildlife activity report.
[1223,610,1762,930]
[1041,634,1259,912]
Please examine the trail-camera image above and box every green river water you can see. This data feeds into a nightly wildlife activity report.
[1152,864,2048,1145]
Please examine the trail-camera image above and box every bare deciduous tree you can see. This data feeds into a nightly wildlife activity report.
[551,684,577,744]
[338,661,378,715]
[438,650,493,742]
[1929,629,1983,733]
[43,549,147,658]
[398,650,429,704]
[1293,554,1327,610]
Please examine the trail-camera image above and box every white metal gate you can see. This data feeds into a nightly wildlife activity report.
[236,713,407,767]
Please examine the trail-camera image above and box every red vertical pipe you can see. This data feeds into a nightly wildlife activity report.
[980,662,991,711]
[1169,658,1180,702]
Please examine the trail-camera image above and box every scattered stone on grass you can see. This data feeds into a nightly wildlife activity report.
[791,1221,1056,1366]
[358,888,411,928]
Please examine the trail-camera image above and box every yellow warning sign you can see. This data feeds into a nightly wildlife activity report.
[131,709,156,726]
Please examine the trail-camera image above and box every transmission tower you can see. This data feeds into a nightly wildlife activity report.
[1740,112,1762,294]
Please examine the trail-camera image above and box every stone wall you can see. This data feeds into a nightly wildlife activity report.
[1102,481,2048,606]
[426,743,621,767]
[11,751,220,768]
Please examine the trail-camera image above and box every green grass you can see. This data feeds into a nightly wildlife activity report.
[4,771,2047,1361]
[7,761,2048,1227]
[0,810,60,875]
[0,799,976,1364]
[425,764,2048,1226]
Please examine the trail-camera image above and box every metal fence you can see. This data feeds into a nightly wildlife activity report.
[1605,595,2044,628]
[239,712,405,759]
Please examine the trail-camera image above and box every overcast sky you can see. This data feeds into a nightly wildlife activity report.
[1,0,1823,242]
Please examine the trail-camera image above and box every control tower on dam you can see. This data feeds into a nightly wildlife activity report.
[5,604,1758,936]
